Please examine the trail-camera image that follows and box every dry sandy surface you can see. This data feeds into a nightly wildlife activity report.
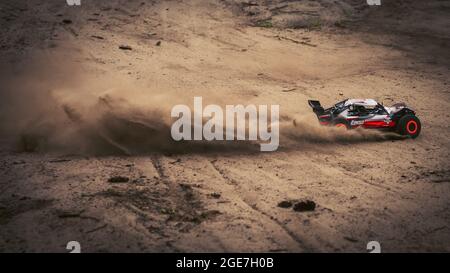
[0,0,449,252]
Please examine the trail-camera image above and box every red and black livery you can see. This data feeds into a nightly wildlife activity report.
[308,98,421,138]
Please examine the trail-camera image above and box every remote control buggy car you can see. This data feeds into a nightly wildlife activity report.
[308,99,421,138]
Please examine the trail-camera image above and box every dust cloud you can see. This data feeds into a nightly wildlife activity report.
[0,57,401,155]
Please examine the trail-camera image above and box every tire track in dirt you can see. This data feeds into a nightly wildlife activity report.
[150,155,220,231]
[156,155,304,251]
[207,155,427,251]
[274,151,408,202]
[315,159,406,197]
[151,155,198,216]
[308,151,424,201]
[209,159,315,252]
[151,155,166,179]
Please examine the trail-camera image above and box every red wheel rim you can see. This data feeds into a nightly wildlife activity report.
[335,123,346,129]
[406,120,418,134]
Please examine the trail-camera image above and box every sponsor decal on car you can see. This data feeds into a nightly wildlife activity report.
[350,120,364,126]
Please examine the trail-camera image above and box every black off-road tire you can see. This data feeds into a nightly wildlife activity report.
[397,114,421,138]
[333,119,350,130]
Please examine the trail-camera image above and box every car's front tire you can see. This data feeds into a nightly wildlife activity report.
[397,114,421,138]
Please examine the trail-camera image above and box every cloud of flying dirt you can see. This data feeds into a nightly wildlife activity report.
[0,55,403,155]
[280,114,404,146]
[0,54,263,155]
[0,79,260,155]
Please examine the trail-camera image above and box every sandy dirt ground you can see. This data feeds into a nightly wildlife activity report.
[0,0,449,252]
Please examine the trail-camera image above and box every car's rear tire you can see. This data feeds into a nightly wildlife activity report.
[333,119,350,130]
[397,115,421,138]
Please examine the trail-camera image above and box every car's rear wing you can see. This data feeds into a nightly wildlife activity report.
[308,100,325,115]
